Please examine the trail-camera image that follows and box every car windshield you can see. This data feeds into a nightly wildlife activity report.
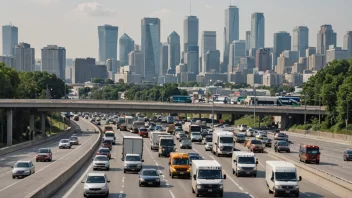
[190,156,201,161]
[182,140,191,144]
[275,172,297,181]
[205,137,212,142]
[95,156,108,161]
[69,137,78,141]
[126,156,141,161]
[241,125,247,128]
[60,140,69,143]
[198,169,222,179]
[86,176,106,183]
[99,149,110,153]
[278,133,285,137]
[175,129,183,132]
[278,142,288,146]
[172,158,189,165]
[238,157,255,164]
[306,148,319,154]
[105,133,114,137]
[15,162,29,168]
[220,137,233,143]
[347,150,352,154]
[192,132,201,136]
[251,140,262,144]
[160,139,174,146]
[105,127,113,130]
[141,170,159,176]
[38,149,50,153]
[180,134,187,137]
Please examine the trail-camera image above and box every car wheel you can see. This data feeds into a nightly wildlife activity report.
[105,191,109,197]
[139,182,142,187]
[123,169,126,173]
[287,150,290,153]
[219,192,223,197]
[36,159,38,162]
[83,193,87,197]
[107,168,110,171]
[12,176,15,179]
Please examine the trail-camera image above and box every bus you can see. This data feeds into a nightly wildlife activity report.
[278,96,301,106]
[170,95,192,103]
[245,96,278,106]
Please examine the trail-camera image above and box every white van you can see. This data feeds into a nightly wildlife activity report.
[212,130,234,157]
[232,151,257,177]
[125,116,134,130]
[266,161,302,197]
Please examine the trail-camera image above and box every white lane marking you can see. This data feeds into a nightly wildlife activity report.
[62,164,92,198]
[119,191,123,198]
[238,187,244,191]
[169,189,176,198]
[300,191,311,196]
[122,176,125,188]
[209,155,216,160]
[6,134,94,194]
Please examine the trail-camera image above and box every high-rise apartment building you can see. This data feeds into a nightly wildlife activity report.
[250,13,265,49]
[141,18,160,80]
[273,31,291,67]
[167,31,180,74]
[223,6,239,71]
[343,31,352,57]
[201,31,216,73]
[205,50,220,73]
[41,45,66,80]
[98,25,118,63]
[14,42,35,72]
[293,26,309,57]
[2,25,18,56]
[119,33,134,66]
[183,16,199,52]
[317,25,336,55]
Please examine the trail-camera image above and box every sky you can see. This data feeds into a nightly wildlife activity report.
[0,0,351,59]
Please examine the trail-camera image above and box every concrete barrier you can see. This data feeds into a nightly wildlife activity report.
[288,129,352,143]
[0,121,79,156]
[267,149,352,198]
[28,120,102,198]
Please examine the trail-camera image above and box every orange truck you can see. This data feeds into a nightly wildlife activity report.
[168,152,191,178]
[104,125,114,133]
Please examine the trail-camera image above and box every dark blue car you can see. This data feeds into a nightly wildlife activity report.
[139,169,161,187]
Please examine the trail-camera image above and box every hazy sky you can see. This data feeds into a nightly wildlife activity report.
[0,0,351,59]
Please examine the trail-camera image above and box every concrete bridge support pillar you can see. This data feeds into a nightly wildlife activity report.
[280,115,289,130]
[7,109,13,146]
[41,113,46,138]
[216,114,222,121]
[231,114,236,125]
[199,113,201,118]
[29,115,35,140]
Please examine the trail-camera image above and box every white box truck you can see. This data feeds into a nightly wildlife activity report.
[212,130,234,157]
[125,116,134,131]
[191,160,226,197]
[122,136,143,160]
[266,161,302,197]
[232,151,258,177]
[149,131,167,150]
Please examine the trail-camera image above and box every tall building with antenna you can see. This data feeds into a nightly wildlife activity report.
[2,24,18,56]
[223,5,239,73]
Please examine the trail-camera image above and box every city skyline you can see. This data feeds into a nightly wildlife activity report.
[0,0,351,59]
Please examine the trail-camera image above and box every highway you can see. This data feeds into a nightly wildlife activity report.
[55,123,337,198]
[0,119,99,198]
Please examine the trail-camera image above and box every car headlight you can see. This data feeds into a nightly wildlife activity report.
[140,178,145,182]
[196,185,202,189]
[105,163,109,167]
[124,164,128,167]
[101,186,107,190]
[84,186,89,190]
[294,185,299,189]
[137,164,141,167]
[155,178,160,182]
[237,167,241,170]
[275,185,281,189]
[219,185,223,189]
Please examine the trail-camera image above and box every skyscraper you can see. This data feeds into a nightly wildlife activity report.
[343,31,352,57]
[293,26,309,57]
[41,45,66,80]
[14,42,35,72]
[167,31,180,73]
[229,40,246,72]
[317,25,336,55]
[141,17,160,80]
[119,33,134,66]
[183,16,199,52]
[256,48,271,72]
[128,50,144,76]
[273,31,291,67]
[201,31,216,73]
[205,50,220,73]
[223,6,239,71]
[160,43,169,75]
[250,13,265,49]
[98,25,118,63]
[2,25,18,56]
[245,31,251,55]
[186,45,199,74]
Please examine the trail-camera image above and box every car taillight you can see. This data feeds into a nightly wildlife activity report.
[97,152,101,154]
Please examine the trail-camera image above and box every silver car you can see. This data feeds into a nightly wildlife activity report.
[180,139,192,149]
[204,142,213,151]
[69,136,79,145]
[92,155,110,171]
[59,139,71,149]
[82,173,110,197]
[12,161,35,179]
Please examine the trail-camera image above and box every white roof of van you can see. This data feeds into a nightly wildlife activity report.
[266,161,296,172]
[123,136,142,139]
[192,160,221,169]
[232,151,255,157]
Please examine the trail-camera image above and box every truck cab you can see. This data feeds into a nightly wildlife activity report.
[232,151,258,177]
[212,131,235,157]
[191,160,226,197]
[299,144,320,164]
[169,152,190,178]
[266,161,302,197]
[149,132,167,150]
[123,153,144,173]
[190,131,202,142]
[158,136,175,157]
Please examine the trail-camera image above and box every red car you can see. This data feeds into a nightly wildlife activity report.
[97,148,112,159]
[36,148,52,162]
[138,128,149,137]
[101,141,112,150]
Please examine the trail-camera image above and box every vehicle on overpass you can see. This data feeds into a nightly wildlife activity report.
[169,152,190,178]
[299,144,320,164]
[232,151,257,177]
[266,161,301,197]
[170,95,192,103]
[191,160,225,197]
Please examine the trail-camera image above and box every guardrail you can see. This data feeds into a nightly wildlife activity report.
[27,119,103,198]
[0,121,78,156]
[267,148,352,198]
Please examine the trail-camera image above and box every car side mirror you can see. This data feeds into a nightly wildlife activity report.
[299,176,302,181]
[193,175,196,180]
[81,181,85,183]
[223,174,226,179]
[256,161,258,165]
[168,162,171,165]
[174,144,176,146]
[142,159,144,162]
[107,180,110,183]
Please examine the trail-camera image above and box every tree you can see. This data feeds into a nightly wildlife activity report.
[0,63,20,98]
[105,78,114,84]
[92,78,104,84]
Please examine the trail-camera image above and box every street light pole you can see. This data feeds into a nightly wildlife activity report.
[346,100,349,139]
[304,94,307,125]
[253,87,256,128]
[212,95,214,128]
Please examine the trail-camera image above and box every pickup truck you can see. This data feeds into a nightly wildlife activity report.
[246,139,264,153]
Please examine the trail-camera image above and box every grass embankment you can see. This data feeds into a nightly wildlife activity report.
[45,113,67,136]
[234,115,273,128]
[289,123,352,135]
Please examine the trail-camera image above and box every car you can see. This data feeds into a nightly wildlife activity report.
[274,140,290,153]
[180,139,192,149]
[175,130,186,140]
[12,161,35,179]
[247,139,264,153]
[261,136,272,147]
[344,149,352,161]
[101,141,112,150]
[138,169,161,187]
[36,148,52,162]
[234,133,246,143]
[178,134,188,142]
[154,125,166,132]
[103,132,116,145]
[202,135,212,144]
[92,155,110,170]
[239,124,248,132]
[188,153,203,165]
[97,147,112,159]
[274,133,288,141]
[204,142,213,151]
[69,136,79,145]
[73,115,79,121]
[246,128,255,137]
[59,139,71,149]
[138,127,149,137]
[82,173,110,197]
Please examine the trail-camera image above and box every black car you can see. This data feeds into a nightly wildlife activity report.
[178,134,188,142]
[139,169,161,187]
[188,153,203,165]
[344,149,352,161]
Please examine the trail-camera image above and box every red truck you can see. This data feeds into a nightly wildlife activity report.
[299,144,320,164]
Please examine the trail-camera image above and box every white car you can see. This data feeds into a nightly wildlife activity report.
[239,125,248,132]
[246,128,255,137]
[12,161,35,179]
[103,131,116,145]
[82,173,110,197]
[59,139,71,149]
[204,142,213,151]
[92,155,110,171]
